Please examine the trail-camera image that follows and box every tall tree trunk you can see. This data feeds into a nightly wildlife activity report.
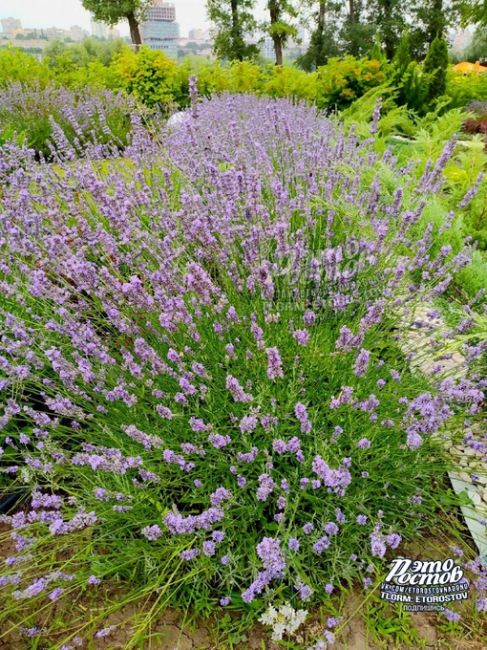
[348,0,355,24]
[268,0,283,65]
[315,0,326,67]
[230,0,243,61]
[127,11,142,50]
[318,0,326,34]
[273,36,283,65]
[381,0,394,59]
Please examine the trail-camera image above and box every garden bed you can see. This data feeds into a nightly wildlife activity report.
[0,92,485,649]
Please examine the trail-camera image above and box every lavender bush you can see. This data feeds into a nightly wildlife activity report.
[0,82,140,161]
[0,92,485,646]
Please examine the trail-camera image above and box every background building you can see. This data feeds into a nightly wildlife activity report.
[69,25,89,42]
[91,20,121,40]
[141,0,179,58]
[260,36,275,61]
[1,17,22,37]
[91,19,108,39]
[188,28,207,42]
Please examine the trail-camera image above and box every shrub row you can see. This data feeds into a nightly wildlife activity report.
[1,44,487,112]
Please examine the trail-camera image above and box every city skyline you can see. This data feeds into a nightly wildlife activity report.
[0,0,213,39]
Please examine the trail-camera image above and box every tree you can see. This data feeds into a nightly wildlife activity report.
[421,0,447,42]
[393,30,412,77]
[409,0,451,58]
[342,0,367,56]
[423,36,448,101]
[465,25,487,61]
[207,0,259,61]
[298,1,341,70]
[368,0,407,59]
[453,0,487,26]
[266,0,298,66]
[81,0,152,48]
[341,0,376,57]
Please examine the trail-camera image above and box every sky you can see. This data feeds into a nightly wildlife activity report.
[0,0,214,38]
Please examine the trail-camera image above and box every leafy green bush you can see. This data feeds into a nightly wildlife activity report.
[113,47,183,108]
[0,47,51,87]
[447,70,487,107]
[44,38,127,90]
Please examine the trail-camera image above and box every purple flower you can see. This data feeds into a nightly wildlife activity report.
[476,597,487,612]
[324,522,339,536]
[294,402,312,433]
[20,627,41,638]
[312,536,330,555]
[303,522,314,535]
[386,533,401,549]
[296,581,314,600]
[141,525,162,541]
[256,537,286,578]
[208,432,232,449]
[203,540,216,557]
[354,349,371,376]
[443,608,461,623]
[49,587,64,601]
[266,347,284,380]
[226,375,253,402]
[312,455,352,494]
[256,474,275,501]
[180,549,200,561]
[239,415,258,433]
[370,529,386,558]
[294,329,309,346]
[357,438,371,449]
[210,487,232,506]
[96,626,115,639]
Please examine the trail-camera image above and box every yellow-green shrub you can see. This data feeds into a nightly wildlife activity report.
[446,70,487,107]
[315,57,387,109]
[261,65,317,101]
[0,47,51,87]
[113,47,181,108]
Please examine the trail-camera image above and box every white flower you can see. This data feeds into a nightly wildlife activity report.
[260,602,308,641]
[271,622,287,641]
[279,602,294,619]
[259,605,278,626]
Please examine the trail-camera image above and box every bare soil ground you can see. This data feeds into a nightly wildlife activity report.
[0,524,485,650]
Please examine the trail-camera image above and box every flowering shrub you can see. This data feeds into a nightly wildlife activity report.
[0,92,485,644]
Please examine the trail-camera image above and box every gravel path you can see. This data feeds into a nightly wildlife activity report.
[401,303,487,559]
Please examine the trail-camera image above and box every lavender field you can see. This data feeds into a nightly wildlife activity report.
[0,84,486,649]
